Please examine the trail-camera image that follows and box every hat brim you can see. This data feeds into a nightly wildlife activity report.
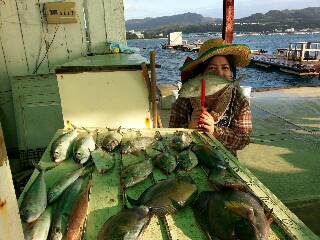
[179,44,251,74]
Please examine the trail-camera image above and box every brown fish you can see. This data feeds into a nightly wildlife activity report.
[67,179,92,240]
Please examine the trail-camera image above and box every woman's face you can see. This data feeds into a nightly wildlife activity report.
[204,55,232,81]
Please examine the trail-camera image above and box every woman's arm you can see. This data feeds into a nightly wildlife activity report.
[169,97,192,128]
[199,91,252,152]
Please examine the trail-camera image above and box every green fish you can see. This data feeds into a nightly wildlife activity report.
[208,168,247,191]
[177,148,198,171]
[121,136,154,154]
[171,131,192,151]
[91,148,115,173]
[122,158,153,188]
[191,143,226,170]
[97,206,151,240]
[50,129,78,163]
[153,152,177,175]
[128,176,198,216]
[179,72,237,98]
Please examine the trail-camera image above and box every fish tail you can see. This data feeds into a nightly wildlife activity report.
[32,160,57,172]
[126,194,140,206]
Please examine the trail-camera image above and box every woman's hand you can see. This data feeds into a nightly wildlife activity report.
[198,110,215,134]
[188,108,203,129]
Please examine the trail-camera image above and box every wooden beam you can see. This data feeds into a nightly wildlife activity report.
[0,123,24,240]
[150,51,158,128]
[222,0,234,44]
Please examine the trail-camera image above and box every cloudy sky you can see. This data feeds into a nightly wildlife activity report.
[124,0,320,20]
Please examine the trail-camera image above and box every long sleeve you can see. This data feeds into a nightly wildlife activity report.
[169,97,192,128]
[214,94,252,152]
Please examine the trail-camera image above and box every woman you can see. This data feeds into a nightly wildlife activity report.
[169,39,252,155]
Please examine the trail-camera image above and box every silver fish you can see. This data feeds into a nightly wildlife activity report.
[20,163,54,223]
[50,129,78,163]
[179,72,237,98]
[102,129,123,152]
[49,178,84,240]
[73,133,96,164]
[23,206,52,240]
[47,167,86,204]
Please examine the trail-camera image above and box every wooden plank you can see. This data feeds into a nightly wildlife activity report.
[0,123,25,240]
[103,0,126,44]
[150,51,158,128]
[0,35,10,92]
[0,0,29,76]
[62,0,87,61]
[39,0,68,72]
[16,0,50,75]
[85,0,107,53]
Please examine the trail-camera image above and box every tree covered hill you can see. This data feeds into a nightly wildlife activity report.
[126,12,220,31]
[125,7,320,35]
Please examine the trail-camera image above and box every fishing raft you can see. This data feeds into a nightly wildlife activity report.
[19,128,318,240]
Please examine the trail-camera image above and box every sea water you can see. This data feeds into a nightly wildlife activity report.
[127,33,320,89]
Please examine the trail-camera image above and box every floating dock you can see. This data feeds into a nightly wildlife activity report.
[250,41,320,77]
[251,54,320,76]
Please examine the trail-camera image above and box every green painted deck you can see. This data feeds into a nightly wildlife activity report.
[19,128,319,240]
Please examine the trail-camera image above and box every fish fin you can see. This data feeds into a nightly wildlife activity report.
[81,127,91,133]
[154,131,163,140]
[266,208,273,224]
[32,160,57,172]
[66,120,77,130]
[225,201,254,222]
[126,195,140,206]
[170,198,184,210]
[117,126,122,134]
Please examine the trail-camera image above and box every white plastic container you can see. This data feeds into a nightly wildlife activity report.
[240,86,252,104]
[172,89,179,99]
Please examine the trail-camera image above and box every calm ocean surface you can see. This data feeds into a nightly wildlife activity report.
[127,33,320,89]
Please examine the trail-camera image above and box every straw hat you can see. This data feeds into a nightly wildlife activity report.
[180,39,251,80]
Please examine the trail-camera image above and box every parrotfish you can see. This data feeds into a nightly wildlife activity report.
[97,206,151,240]
[179,72,239,98]
[193,189,273,240]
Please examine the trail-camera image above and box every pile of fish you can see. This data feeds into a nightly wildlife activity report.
[20,162,92,240]
[20,128,273,240]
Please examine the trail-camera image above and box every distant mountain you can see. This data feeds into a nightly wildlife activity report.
[125,7,320,33]
[239,7,320,24]
[126,12,221,31]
